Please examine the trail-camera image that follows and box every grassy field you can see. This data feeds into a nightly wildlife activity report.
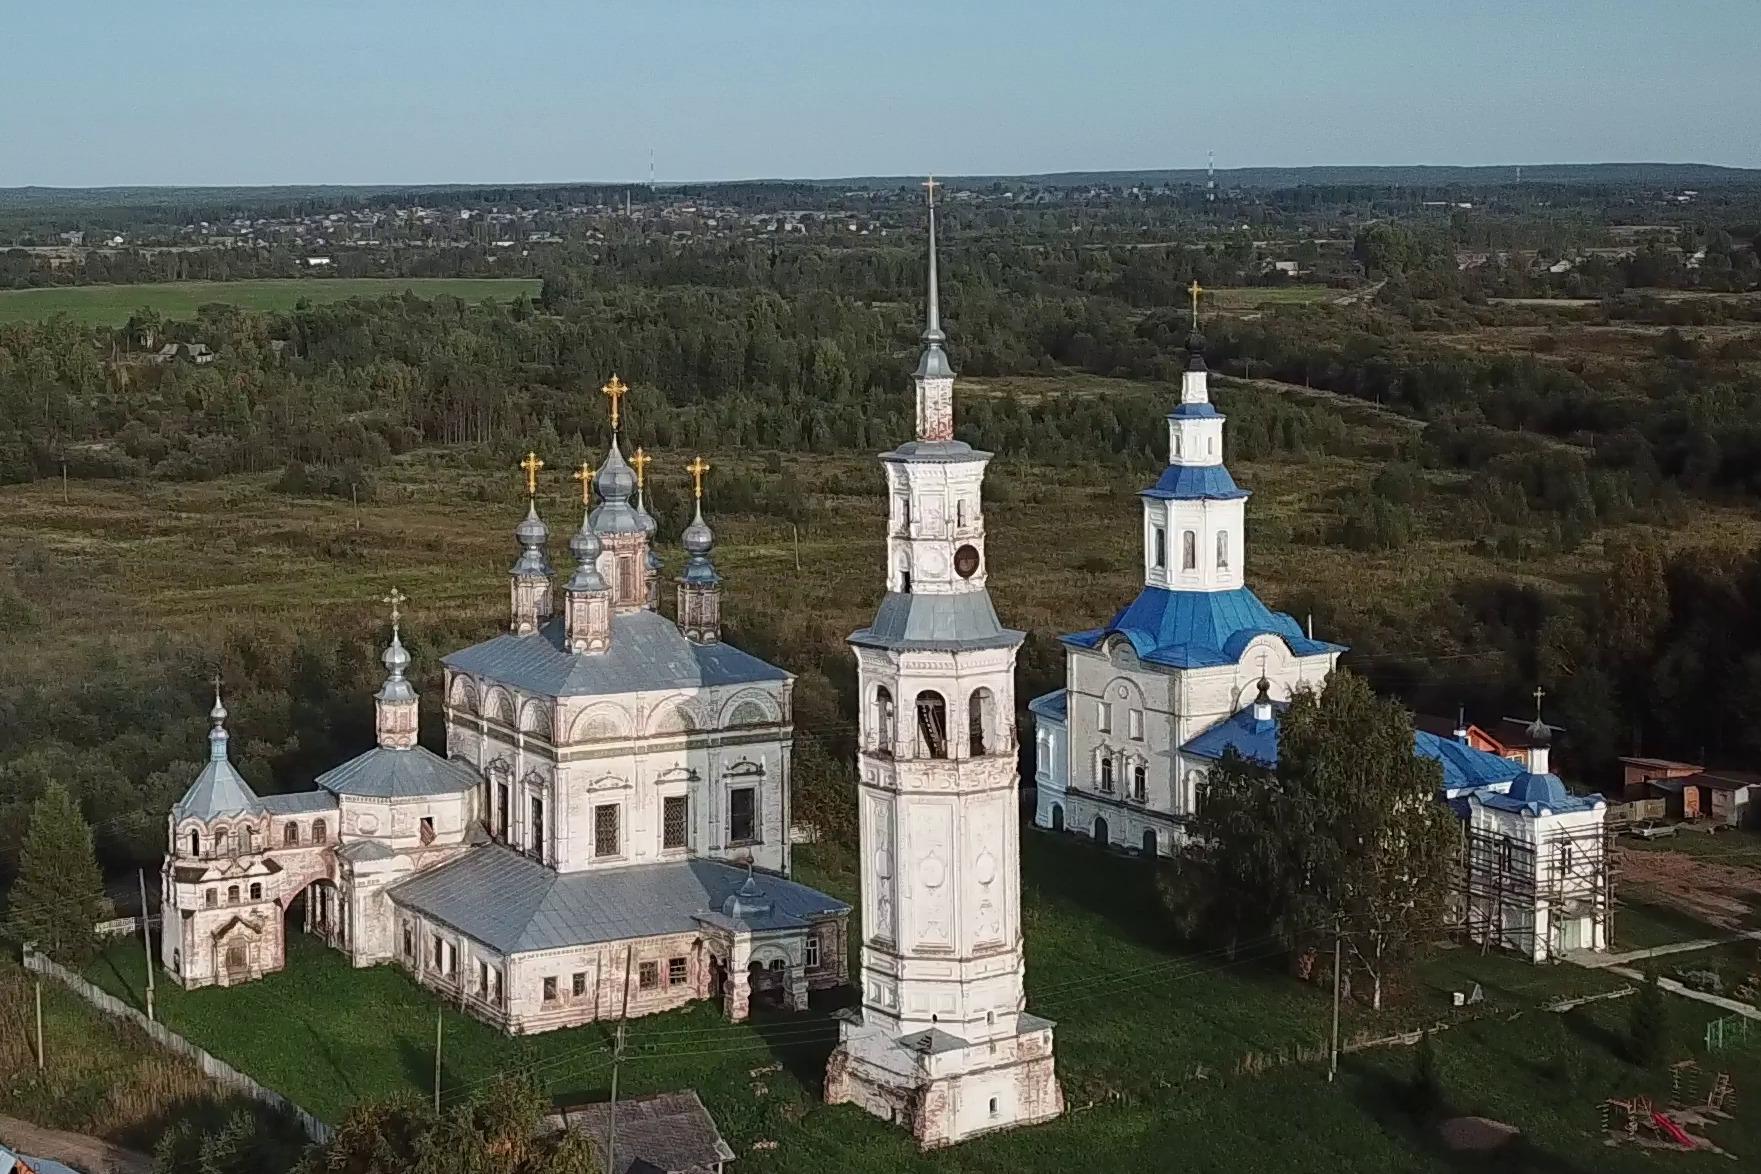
[77,833,1761,1172]
[0,278,543,324]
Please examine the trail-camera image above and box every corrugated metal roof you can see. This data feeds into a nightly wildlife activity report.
[444,610,787,699]
[1065,586,1345,669]
[316,745,478,800]
[557,1090,734,1174]
[851,590,1021,651]
[389,846,848,955]
[259,790,339,815]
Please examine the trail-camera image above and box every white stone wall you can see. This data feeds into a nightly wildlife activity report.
[1468,800,1609,961]
[1141,495,1246,592]
[883,453,989,595]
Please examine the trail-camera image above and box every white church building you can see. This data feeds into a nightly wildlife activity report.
[823,181,1063,1148]
[1028,295,1609,964]
[161,417,850,1032]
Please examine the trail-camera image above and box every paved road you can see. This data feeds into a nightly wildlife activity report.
[1569,928,1761,969]
[0,1115,151,1174]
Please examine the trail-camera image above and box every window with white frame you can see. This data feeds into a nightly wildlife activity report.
[1153,526,1166,568]
[1130,763,1147,802]
[1128,708,1144,740]
[1099,756,1115,793]
[662,795,688,850]
[1097,701,1112,733]
[1217,529,1229,570]
[593,804,620,858]
[1182,530,1197,571]
[729,787,758,844]
[805,935,821,969]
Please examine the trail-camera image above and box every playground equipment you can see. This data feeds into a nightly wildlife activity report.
[1650,1111,1694,1148]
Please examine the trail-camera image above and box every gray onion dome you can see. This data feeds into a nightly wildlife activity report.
[510,500,551,575]
[567,517,609,593]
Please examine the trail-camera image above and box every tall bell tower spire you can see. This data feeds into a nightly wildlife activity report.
[826,177,1062,1148]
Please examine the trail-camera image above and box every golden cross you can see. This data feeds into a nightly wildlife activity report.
[686,455,711,500]
[631,446,651,490]
[600,374,628,431]
[922,176,939,207]
[519,451,543,498]
[382,586,406,631]
[1189,279,1203,327]
[573,461,593,506]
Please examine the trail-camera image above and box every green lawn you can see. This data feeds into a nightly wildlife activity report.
[0,278,543,324]
[76,832,1761,1172]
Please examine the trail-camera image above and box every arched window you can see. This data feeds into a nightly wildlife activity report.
[284,823,299,847]
[188,829,201,856]
[1099,757,1115,793]
[249,882,262,901]
[213,826,229,855]
[227,884,240,905]
[915,691,948,759]
[1152,527,1166,569]
[1131,764,1147,802]
[1216,530,1229,570]
[873,686,896,755]
[899,564,912,594]
[1174,432,1183,457]
[313,820,328,844]
[1181,531,1197,571]
[241,826,255,853]
[968,687,996,757]
[204,889,217,908]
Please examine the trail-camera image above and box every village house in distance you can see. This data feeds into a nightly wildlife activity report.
[159,392,850,1033]
[824,179,1063,1147]
[1029,288,1610,964]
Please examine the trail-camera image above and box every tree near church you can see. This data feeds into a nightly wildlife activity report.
[1193,670,1457,1009]
[4,779,108,962]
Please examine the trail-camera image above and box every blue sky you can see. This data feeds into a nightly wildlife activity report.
[4,1,1756,186]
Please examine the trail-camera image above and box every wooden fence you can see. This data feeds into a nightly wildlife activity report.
[22,945,333,1145]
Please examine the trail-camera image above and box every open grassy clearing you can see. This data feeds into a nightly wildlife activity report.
[0,278,543,324]
[76,833,1761,1172]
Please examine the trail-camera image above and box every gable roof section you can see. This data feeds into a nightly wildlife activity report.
[316,745,478,799]
[1181,700,1284,765]
[1065,586,1345,670]
[444,609,787,700]
[173,758,262,822]
[557,1090,734,1174]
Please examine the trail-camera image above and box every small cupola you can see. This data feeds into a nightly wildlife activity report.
[677,456,723,645]
[564,464,613,655]
[1252,676,1274,723]
[509,451,553,635]
[1524,686,1552,776]
[374,587,419,749]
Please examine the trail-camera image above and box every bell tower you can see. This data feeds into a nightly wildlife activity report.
[826,178,1062,1149]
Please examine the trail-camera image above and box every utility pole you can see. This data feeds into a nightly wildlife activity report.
[139,868,156,1022]
[35,979,45,1070]
[1328,916,1343,1082]
[608,942,634,1174]
[433,1005,444,1113]
[792,524,801,573]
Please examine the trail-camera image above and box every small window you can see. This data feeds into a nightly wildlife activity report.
[1131,764,1147,802]
[662,795,688,850]
[529,797,545,863]
[283,824,299,847]
[249,882,262,901]
[1182,530,1197,571]
[1099,758,1115,793]
[419,816,435,845]
[572,971,587,997]
[805,936,821,969]
[729,787,757,845]
[241,826,254,853]
[639,961,660,991]
[956,499,967,529]
[1153,526,1166,569]
[204,888,217,908]
[1216,529,1229,570]
[668,957,687,985]
[989,1096,999,1117]
[227,884,240,905]
[543,976,558,1003]
[478,960,491,998]
[1174,432,1183,457]
[900,567,912,594]
[313,820,327,844]
[1128,709,1144,740]
[402,923,413,959]
[215,827,230,854]
[432,934,444,971]
[1208,436,1216,455]
[189,830,201,856]
[1097,701,1112,733]
[594,804,620,857]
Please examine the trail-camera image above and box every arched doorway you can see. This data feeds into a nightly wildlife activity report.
[1050,804,1065,832]
[1142,829,1158,858]
[747,959,786,1010]
[1093,816,1109,846]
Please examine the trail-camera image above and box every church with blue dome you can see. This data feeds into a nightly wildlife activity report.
[1029,287,1609,963]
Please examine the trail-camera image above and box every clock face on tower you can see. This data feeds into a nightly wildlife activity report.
[954,544,980,579]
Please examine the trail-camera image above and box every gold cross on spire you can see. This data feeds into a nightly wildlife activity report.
[573,461,593,507]
[600,374,628,432]
[519,451,543,498]
[631,446,651,491]
[686,455,711,500]
[922,175,939,207]
[382,586,406,633]
[1189,279,1203,328]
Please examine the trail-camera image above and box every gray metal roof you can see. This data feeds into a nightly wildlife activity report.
[335,839,396,863]
[173,714,262,822]
[443,610,787,699]
[259,790,338,815]
[851,590,1022,652]
[389,846,848,955]
[315,745,479,800]
[555,1090,734,1174]
[882,439,990,464]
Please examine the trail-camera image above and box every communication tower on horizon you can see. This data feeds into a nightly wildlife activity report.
[1207,150,1216,202]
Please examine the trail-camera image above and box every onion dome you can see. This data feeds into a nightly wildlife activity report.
[566,515,609,593]
[377,630,416,703]
[679,501,721,585]
[587,442,647,535]
[510,500,552,575]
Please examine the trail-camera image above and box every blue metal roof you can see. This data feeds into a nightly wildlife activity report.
[1475,772,1603,816]
[1141,464,1250,501]
[1181,702,1284,765]
[1169,403,1221,419]
[1064,586,1345,669]
[1028,689,1068,722]
[1415,730,1525,795]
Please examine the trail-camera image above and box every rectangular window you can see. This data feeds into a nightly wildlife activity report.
[432,935,444,971]
[729,787,757,844]
[1099,757,1115,793]
[419,816,435,845]
[572,971,587,998]
[805,936,821,969]
[668,957,687,985]
[542,975,558,1003]
[1153,526,1166,569]
[1182,530,1197,571]
[402,923,413,959]
[1216,529,1230,570]
[1128,709,1144,740]
[478,960,489,997]
[638,960,660,991]
[529,796,545,863]
[1097,702,1112,734]
[662,795,689,850]
[594,804,620,858]
[1131,764,1147,802]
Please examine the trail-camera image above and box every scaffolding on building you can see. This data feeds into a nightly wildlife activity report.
[1457,820,1615,960]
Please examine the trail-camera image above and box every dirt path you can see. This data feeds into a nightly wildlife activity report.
[0,1115,151,1174]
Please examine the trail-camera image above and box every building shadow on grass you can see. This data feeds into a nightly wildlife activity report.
[1341,1057,1594,1174]
[1022,829,1188,955]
